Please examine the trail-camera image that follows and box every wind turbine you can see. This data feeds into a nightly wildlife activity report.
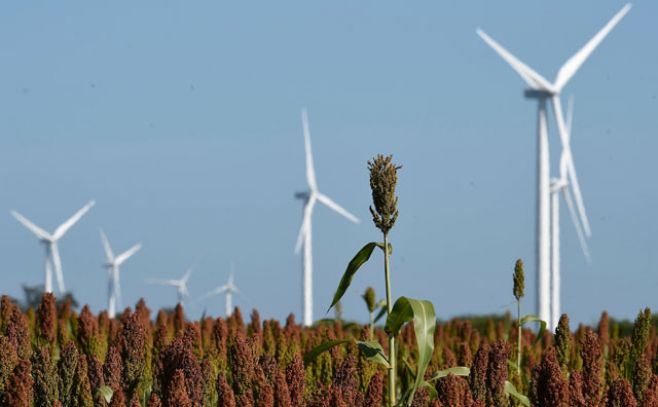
[11,200,96,294]
[147,266,195,307]
[477,4,630,327]
[198,271,241,317]
[550,98,592,330]
[294,109,360,327]
[100,229,142,318]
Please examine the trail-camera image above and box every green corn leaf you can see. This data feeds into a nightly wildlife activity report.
[520,314,547,344]
[328,242,383,311]
[303,339,351,365]
[428,366,471,381]
[504,380,530,406]
[356,340,390,368]
[386,296,437,406]
[97,386,113,403]
[374,303,388,323]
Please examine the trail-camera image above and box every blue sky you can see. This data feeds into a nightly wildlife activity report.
[0,1,656,326]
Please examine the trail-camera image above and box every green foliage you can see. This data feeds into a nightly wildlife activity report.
[97,386,113,403]
[356,340,390,368]
[385,297,437,406]
[329,242,385,311]
[519,314,547,345]
[303,339,350,365]
[505,380,530,406]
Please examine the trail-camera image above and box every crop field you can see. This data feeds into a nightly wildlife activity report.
[0,294,656,407]
[0,155,657,407]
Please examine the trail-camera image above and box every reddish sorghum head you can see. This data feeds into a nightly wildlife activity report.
[607,378,638,407]
[217,374,237,407]
[530,347,569,407]
[36,293,57,344]
[580,328,604,407]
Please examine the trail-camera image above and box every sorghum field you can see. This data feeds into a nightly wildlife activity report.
[0,294,656,407]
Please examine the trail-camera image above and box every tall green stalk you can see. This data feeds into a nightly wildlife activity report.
[384,233,396,405]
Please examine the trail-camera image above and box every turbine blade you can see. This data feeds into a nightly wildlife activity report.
[99,229,115,263]
[198,286,228,301]
[294,197,315,253]
[53,200,96,240]
[302,108,318,191]
[566,95,574,136]
[316,193,360,223]
[51,242,66,293]
[552,96,591,237]
[146,278,178,286]
[115,243,142,266]
[554,4,632,91]
[476,29,555,92]
[563,187,592,264]
[11,211,51,240]
[181,266,194,283]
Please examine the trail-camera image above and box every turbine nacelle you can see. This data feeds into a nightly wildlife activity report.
[550,178,569,192]
[295,191,311,201]
[524,89,556,99]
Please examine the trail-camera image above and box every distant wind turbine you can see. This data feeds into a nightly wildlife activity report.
[550,97,592,330]
[147,266,195,307]
[100,229,142,318]
[198,264,241,316]
[477,4,630,327]
[11,200,96,293]
[295,109,360,327]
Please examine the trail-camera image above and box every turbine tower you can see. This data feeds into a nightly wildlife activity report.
[100,229,142,318]
[550,98,592,330]
[147,266,195,307]
[11,200,96,293]
[199,270,241,316]
[477,4,630,327]
[295,109,360,326]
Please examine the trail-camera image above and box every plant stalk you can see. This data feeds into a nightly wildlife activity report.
[369,311,374,341]
[384,233,396,406]
[517,299,521,376]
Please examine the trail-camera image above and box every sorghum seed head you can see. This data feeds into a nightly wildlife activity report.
[513,259,525,301]
[362,287,377,314]
[368,154,401,234]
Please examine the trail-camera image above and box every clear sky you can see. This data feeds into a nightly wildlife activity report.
[0,1,656,326]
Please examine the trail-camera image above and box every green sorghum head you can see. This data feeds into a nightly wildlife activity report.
[362,287,377,314]
[513,259,525,301]
[368,154,401,234]
[555,314,571,370]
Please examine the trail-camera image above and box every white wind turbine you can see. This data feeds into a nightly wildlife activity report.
[550,98,592,330]
[294,109,360,327]
[199,270,241,317]
[147,266,195,307]
[100,229,142,318]
[477,4,630,327]
[11,200,96,294]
